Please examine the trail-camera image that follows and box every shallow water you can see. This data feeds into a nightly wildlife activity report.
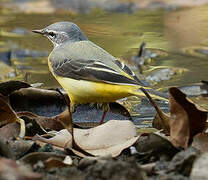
[1,6,208,125]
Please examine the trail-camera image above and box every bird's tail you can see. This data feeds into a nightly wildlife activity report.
[134,87,169,101]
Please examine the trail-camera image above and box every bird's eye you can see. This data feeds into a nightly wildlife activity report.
[48,32,55,37]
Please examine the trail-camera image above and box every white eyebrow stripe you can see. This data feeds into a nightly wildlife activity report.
[47,29,57,34]
[46,30,67,36]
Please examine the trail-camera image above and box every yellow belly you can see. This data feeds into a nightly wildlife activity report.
[47,57,142,106]
[56,76,138,105]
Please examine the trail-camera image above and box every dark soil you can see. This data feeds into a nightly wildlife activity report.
[0,133,200,180]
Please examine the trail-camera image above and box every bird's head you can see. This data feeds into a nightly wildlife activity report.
[32,21,88,47]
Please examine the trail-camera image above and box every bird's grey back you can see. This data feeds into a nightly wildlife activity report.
[50,40,120,71]
[49,38,149,87]
[47,22,118,69]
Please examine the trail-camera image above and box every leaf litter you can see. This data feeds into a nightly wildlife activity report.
[35,120,140,157]
[0,93,26,138]
[1,80,208,179]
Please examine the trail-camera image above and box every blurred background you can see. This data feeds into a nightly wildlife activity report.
[1,0,208,124]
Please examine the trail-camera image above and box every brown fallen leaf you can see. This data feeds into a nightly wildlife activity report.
[192,133,208,152]
[0,157,42,180]
[44,155,73,169]
[0,94,25,138]
[19,152,73,169]
[17,111,64,131]
[0,113,49,141]
[0,80,31,96]
[10,87,66,117]
[0,94,18,126]
[152,112,170,135]
[169,87,208,149]
[19,152,66,165]
[34,120,140,157]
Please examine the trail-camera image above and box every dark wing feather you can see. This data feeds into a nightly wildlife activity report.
[52,59,140,85]
[114,59,149,86]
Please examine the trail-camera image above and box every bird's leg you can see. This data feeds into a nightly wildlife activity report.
[56,88,74,137]
[66,100,74,139]
[99,110,107,125]
[99,103,109,125]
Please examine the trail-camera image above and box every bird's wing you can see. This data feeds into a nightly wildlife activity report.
[113,59,148,86]
[52,58,143,86]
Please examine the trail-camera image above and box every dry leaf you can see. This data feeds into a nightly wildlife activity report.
[0,94,25,138]
[0,114,48,140]
[152,111,170,135]
[34,120,140,157]
[17,111,64,131]
[0,94,18,126]
[10,87,66,118]
[19,152,66,165]
[44,155,73,168]
[169,87,207,149]
[0,80,31,96]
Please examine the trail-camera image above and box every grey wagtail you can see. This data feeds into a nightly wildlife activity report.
[32,22,168,123]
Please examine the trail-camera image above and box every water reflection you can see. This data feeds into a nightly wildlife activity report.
[164,6,208,49]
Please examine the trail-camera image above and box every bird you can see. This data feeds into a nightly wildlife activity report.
[32,21,168,124]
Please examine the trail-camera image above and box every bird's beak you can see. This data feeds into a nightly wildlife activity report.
[32,29,44,35]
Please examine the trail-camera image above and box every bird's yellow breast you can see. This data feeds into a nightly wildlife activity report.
[56,76,138,104]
